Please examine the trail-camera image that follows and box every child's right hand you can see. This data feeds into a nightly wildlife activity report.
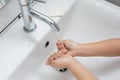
[57,40,81,57]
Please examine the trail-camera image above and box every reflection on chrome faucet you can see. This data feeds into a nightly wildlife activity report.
[18,0,36,32]
[18,0,60,32]
[30,9,60,32]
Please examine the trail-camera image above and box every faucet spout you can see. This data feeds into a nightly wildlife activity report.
[18,0,60,32]
[31,9,60,32]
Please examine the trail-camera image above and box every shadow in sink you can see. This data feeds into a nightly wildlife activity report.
[8,28,75,80]
[9,55,75,80]
[31,64,75,80]
[95,58,120,76]
[106,0,120,7]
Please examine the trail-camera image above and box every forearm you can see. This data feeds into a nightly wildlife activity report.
[78,38,120,56]
[68,59,98,80]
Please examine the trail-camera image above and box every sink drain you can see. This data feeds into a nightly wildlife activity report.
[56,68,67,72]
[45,41,50,48]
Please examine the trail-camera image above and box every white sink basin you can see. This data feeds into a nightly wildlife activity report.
[1,0,120,80]
[58,0,120,80]
[0,0,76,80]
[0,15,59,80]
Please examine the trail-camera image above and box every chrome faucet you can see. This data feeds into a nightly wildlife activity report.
[18,0,60,32]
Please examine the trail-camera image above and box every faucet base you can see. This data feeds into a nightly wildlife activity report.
[23,24,37,32]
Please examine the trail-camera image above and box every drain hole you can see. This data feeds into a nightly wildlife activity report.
[56,68,67,72]
[45,41,50,48]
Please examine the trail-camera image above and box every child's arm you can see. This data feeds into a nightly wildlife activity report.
[68,58,98,80]
[57,38,120,57]
[47,54,98,80]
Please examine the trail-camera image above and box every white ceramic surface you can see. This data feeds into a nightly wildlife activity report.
[0,0,76,80]
[0,15,59,80]
[59,0,120,80]
[8,0,77,79]
[1,0,120,80]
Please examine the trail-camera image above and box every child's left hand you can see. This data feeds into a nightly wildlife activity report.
[46,52,74,69]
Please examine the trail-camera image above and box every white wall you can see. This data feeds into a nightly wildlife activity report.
[0,0,20,34]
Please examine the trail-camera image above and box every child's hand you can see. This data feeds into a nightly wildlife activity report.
[46,51,64,62]
[57,40,81,57]
[56,40,68,55]
[46,39,80,68]
[46,40,68,62]
[46,52,74,69]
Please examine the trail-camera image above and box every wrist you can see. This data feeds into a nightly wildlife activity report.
[66,57,78,69]
[76,44,91,56]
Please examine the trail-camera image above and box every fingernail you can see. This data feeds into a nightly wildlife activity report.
[50,57,54,60]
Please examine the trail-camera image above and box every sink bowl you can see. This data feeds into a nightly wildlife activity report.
[0,14,59,80]
[4,0,77,80]
[58,0,120,80]
[8,15,76,80]
[4,0,120,80]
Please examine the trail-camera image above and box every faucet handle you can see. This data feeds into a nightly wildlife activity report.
[34,0,46,4]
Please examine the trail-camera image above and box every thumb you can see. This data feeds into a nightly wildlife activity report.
[63,40,79,50]
[67,51,76,57]
[63,40,73,50]
[47,60,56,66]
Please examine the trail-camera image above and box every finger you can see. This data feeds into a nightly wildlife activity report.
[56,40,65,47]
[52,52,60,59]
[56,40,62,45]
[57,51,64,56]
[63,40,73,50]
[46,60,50,65]
[47,52,56,61]
[46,52,57,65]
[57,45,62,50]
[47,55,53,61]
[57,44,65,50]
[47,60,57,67]
[56,51,62,57]
[50,52,62,60]
[57,44,64,49]
[67,51,75,57]
[59,49,68,54]
[46,60,53,65]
